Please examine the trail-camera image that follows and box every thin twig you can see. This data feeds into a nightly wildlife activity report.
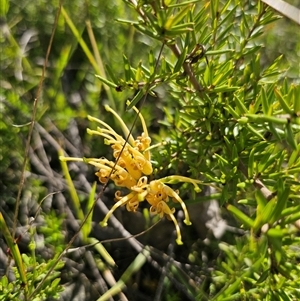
[168,43,204,93]
[29,38,167,299]
[12,1,63,240]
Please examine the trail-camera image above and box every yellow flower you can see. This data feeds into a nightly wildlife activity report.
[60,105,203,244]
[87,157,137,189]
[87,105,153,179]
[145,179,192,245]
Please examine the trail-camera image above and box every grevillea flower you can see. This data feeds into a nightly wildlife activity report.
[60,105,202,244]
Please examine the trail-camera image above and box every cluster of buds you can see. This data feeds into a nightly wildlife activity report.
[60,105,202,244]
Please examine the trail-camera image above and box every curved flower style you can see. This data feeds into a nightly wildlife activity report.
[60,105,202,245]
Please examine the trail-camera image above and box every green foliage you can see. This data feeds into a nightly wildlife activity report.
[94,0,300,299]
[0,261,64,301]
[1,0,299,300]
[0,211,65,301]
[210,235,300,300]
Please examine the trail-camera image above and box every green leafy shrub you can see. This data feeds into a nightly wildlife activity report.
[1,0,299,300]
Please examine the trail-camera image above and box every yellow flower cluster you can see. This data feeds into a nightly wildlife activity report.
[61,105,202,244]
